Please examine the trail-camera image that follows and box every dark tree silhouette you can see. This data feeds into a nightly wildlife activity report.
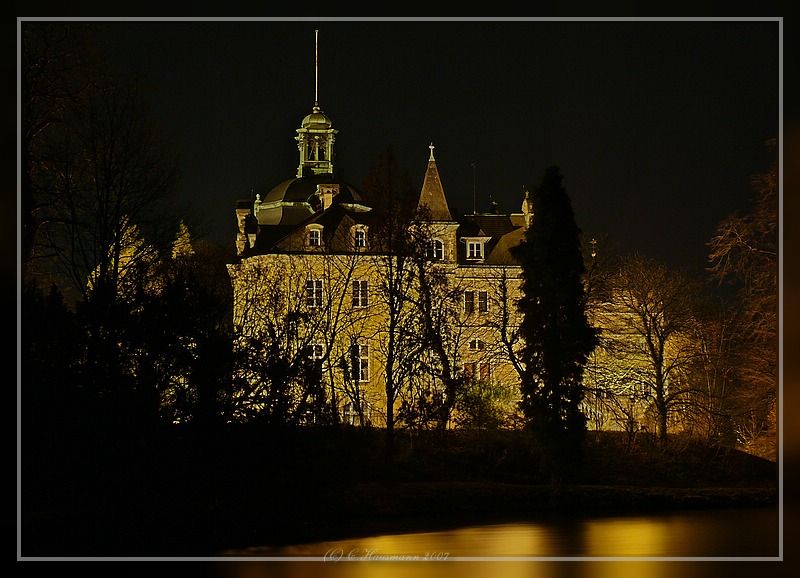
[21,22,104,282]
[510,165,597,487]
[132,233,236,430]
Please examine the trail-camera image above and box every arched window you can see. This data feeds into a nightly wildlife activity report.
[353,226,368,249]
[426,238,444,260]
[306,224,324,248]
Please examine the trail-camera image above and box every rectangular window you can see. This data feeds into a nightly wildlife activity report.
[306,279,324,308]
[467,241,483,259]
[464,362,476,379]
[352,279,369,308]
[351,343,370,382]
[464,290,487,313]
[464,290,475,314]
[469,339,484,350]
[354,229,367,248]
[478,290,488,313]
[308,343,325,375]
[309,229,321,247]
[480,362,491,381]
[308,343,324,359]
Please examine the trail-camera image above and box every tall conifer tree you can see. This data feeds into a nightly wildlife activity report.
[511,165,597,486]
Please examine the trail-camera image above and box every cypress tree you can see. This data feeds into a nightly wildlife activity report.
[511,165,598,487]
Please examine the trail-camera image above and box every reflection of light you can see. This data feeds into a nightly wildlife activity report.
[584,517,671,557]
[217,508,778,578]
[215,559,719,578]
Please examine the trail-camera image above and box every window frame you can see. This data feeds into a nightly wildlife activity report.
[308,343,325,375]
[306,279,324,308]
[354,228,367,249]
[352,279,369,308]
[308,228,322,247]
[427,238,445,260]
[466,240,484,260]
[464,290,475,314]
[479,362,491,381]
[351,343,370,382]
[477,290,489,313]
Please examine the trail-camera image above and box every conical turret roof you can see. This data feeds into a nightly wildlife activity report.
[417,143,453,221]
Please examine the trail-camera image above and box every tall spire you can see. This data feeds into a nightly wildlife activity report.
[417,142,453,221]
[295,29,337,178]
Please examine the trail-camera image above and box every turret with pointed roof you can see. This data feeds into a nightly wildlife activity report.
[416,143,453,221]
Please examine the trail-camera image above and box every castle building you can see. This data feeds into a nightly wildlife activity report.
[227,72,532,427]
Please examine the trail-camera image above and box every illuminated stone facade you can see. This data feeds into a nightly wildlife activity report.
[228,102,531,427]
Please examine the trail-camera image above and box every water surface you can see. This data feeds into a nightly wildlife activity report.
[220,506,779,559]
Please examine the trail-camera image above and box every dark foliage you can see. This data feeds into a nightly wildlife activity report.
[510,166,598,485]
[20,425,776,556]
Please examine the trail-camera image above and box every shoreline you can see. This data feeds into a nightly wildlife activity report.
[210,481,778,555]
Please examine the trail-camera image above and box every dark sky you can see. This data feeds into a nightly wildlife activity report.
[91,17,779,276]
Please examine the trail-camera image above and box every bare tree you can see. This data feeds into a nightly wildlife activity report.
[680,303,742,443]
[360,147,423,466]
[600,254,704,443]
[227,250,372,426]
[40,82,179,310]
[707,140,778,457]
[21,22,104,282]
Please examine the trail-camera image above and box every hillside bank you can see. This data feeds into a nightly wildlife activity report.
[21,426,778,557]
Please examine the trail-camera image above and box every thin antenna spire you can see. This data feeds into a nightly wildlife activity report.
[471,162,477,214]
[314,29,319,106]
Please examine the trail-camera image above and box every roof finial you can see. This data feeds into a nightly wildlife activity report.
[314,29,319,107]
[429,142,435,161]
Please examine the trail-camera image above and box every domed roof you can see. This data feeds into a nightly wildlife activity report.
[301,104,332,129]
[263,173,362,206]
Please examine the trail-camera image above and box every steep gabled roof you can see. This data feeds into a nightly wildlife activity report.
[416,144,453,221]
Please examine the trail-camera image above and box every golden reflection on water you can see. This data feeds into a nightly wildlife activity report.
[221,508,777,559]
[215,559,764,578]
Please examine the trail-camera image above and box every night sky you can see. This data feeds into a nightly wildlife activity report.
[90,18,780,276]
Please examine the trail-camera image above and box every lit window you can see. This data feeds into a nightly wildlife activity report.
[354,229,367,248]
[306,279,324,308]
[309,229,321,247]
[427,238,444,260]
[469,339,485,350]
[308,343,325,358]
[352,280,369,308]
[350,343,370,382]
[467,241,483,259]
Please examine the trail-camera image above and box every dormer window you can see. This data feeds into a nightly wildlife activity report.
[355,230,366,248]
[306,224,324,248]
[467,240,484,260]
[426,238,445,260]
[462,236,490,261]
[354,228,368,251]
